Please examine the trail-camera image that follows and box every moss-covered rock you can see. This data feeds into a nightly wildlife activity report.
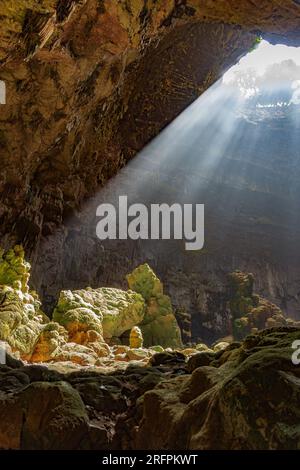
[140,314,182,349]
[0,246,49,359]
[0,380,89,450]
[0,245,31,293]
[127,264,182,348]
[228,271,290,340]
[135,327,300,450]
[53,286,145,342]
[127,264,163,301]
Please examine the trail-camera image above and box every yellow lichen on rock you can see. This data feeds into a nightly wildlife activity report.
[0,246,49,359]
[127,264,182,348]
[129,326,143,348]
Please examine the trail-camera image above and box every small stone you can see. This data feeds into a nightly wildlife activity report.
[129,326,143,348]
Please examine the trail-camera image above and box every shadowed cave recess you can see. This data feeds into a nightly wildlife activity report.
[1,0,300,452]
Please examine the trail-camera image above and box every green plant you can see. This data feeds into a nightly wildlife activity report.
[249,36,262,53]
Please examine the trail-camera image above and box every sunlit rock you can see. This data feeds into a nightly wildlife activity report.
[127,264,182,348]
[127,264,163,301]
[126,348,150,362]
[53,286,145,343]
[129,326,143,349]
[213,341,230,352]
[0,246,49,359]
[30,322,68,362]
[181,348,199,357]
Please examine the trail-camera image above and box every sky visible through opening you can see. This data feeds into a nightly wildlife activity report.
[223,39,300,105]
[123,39,300,193]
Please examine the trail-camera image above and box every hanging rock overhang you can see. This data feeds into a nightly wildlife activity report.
[0,0,300,247]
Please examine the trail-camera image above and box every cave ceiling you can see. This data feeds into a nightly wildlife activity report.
[0,0,300,247]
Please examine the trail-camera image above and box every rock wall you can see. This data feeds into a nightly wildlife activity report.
[1,1,300,246]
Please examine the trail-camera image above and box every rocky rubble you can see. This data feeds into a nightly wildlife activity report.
[1,245,299,369]
[0,327,299,449]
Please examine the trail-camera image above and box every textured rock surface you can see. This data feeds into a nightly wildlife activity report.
[53,286,145,342]
[1,1,300,247]
[228,271,295,340]
[0,245,49,358]
[134,328,300,450]
[0,247,182,365]
[127,264,182,348]
[1,327,298,449]
[0,379,89,450]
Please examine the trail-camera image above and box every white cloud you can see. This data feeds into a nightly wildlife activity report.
[223,41,300,104]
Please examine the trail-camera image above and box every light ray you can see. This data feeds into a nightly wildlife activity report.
[34,40,300,300]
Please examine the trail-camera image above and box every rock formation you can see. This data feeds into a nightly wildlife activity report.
[1,1,300,451]
[133,328,300,450]
[127,264,182,348]
[228,271,298,340]
[0,245,49,359]
[0,327,299,450]
[53,286,145,343]
[0,247,182,365]
[129,326,143,349]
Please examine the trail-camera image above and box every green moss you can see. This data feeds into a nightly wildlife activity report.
[0,245,31,291]
[249,36,262,53]
[127,264,182,348]
[228,270,290,341]
[126,263,163,301]
[53,286,145,341]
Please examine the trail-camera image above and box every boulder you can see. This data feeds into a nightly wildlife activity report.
[135,328,300,450]
[149,351,186,367]
[126,348,149,362]
[127,264,182,348]
[181,348,199,357]
[53,287,145,342]
[30,322,68,362]
[0,381,89,450]
[213,341,230,352]
[187,351,216,372]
